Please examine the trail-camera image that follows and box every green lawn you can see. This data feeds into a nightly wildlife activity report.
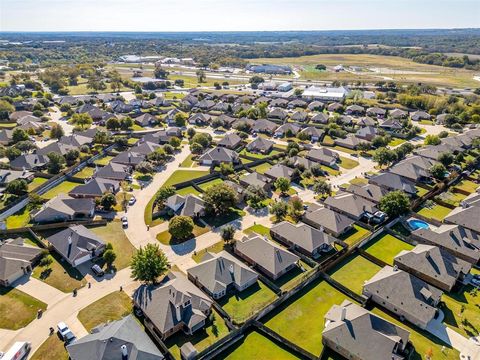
[442,285,480,338]
[243,224,271,239]
[156,222,210,245]
[176,186,201,196]
[221,331,301,360]
[349,177,368,186]
[264,279,351,355]
[203,208,246,228]
[338,156,359,169]
[338,224,371,247]
[248,162,272,174]
[320,165,341,176]
[328,254,382,294]
[415,186,430,197]
[219,281,278,324]
[89,221,135,270]
[362,233,414,265]
[417,203,452,222]
[28,177,48,191]
[180,154,195,167]
[192,241,225,263]
[77,291,132,332]
[197,178,224,191]
[0,287,48,330]
[388,138,406,147]
[454,180,478,194]
[162,170,210,187]
[32,252,86,293]
[274,261,314,292]
[6,207,31,229]
[435,191,468,207]
[240,149,269,159]
[74,166,95,179]
[166,309,229,360]
[371,307,458,360]
[41,181,80,200]
[94,155,114,166]
[30,335,69,360]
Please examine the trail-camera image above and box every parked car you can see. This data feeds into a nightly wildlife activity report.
[121,216,128,228]
[57,322,76,344]
[473,274,480,281]
[471,278,480,287]
[128,196,136,206]
[91,264,104,277]
[126,175,133,182]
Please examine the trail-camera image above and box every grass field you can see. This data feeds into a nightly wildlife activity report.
[166,309,229,360]
[220,331,301,360]
[192,241,225,263]
[0,287,47,330]
[163,170,210,187]
[388,138,406,147]
[328,254,381,294]
[41,181,79,200]
[442,285,480,338]
[338,156,359,169]
[156,222,210,245]
[32,252,86,293]
[219,281,278,324]
[89,221,135,270]
[417,203,452,222]
[94,155,114,166]
[248,162,272,174]
[30,335,69,360]
[362,233,414,265]
[264,279,350,355]
[28,177,48,191]
[243,224,272,239]
[176,186,201,196]
[6,207,31,229]
[180,154,196,167]
[454,180,478,194]
[74,166,95,179]
[338,224,371,247]
[77,291,132,332]
[249,54,480,88]
[66,77,130,95]
[197,178,224,192]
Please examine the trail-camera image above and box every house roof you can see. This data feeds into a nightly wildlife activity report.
[366,107,386,116]
[166,194,206,217]
[46,225,105,264]
[389,156,436,182]
[246,137,274,152]
[217,133,242,148]
[299,126,324,138]
[32,194,94,221]
[69,178,120,197]
[252,119,278,133]
[364,266,443,325]
[187,251,258,295]
[444,206,480,233]
[303,205,354,234]
[324,193,378,217]
[394,245,471,289]
[310,112,329,124]
[198,147,239,163]
[264,164,294,180]
[323,300,410,360]
[379,119,402,130]
[66,315,163,360]
[95,162,131,181]
[0,238,42,282]
[335,135,368,148]
[112,151,145,166]
[275,123,301,135]
[307,147,339,164]
[271,221,335,254]
[133,271,212,334]
[10,154,47,170]
[345,183,389,204]
[240,172,271,188]
[369,172,417,195]
[236,235,299,277]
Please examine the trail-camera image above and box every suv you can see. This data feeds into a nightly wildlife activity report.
[57,322,76,344]
[91,264,104,277]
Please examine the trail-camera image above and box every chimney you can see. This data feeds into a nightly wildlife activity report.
[229,264,234,275]
[393,265,398,272]
[425,250,430,258]
[340,306,347,321]
[121,344,128,360]
[67,235,73,259]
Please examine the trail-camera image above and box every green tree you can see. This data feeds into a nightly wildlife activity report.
[106,117,121,130]
[100,193,117,211]
[220,224,236,243]
[65,149,80,166]
[93,130,109,145]
[50,123,64,140]
[269,201,289,221]
[136,161,154,174]
[203,183,237,214]
[12,128,29,143]
[5,147,21,160]
[424,134,441,146]
[103,249,117,268]
[373,148,396,167]
[430,163,447,180]
[71,113,93,129]
[154,186,176,211]
[379,191,410,218]
[169,136,181,149]
[288,196,304,220]
[0,99,15,119]
[131,244,170,284]
[169,215,194,240]
[174,112,187,127]
[437,152,454,167]
[120,117,133,130]
[219,162,234,176]
[47,152,66,174]
[196,69,206,83]
[154,66,169,79]
[5,179,28,196]
[274,177,290,195]
[190,132,212,149]
[312,180,332,197]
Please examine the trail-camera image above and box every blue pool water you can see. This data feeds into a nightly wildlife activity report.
[408,219,430,230]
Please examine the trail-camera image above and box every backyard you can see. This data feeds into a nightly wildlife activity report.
[27,177,48,191]
[417,203,452,222]
[328,254,381,294]
[77,290,133,332]
[5,206,31,229]
[0,287,47,330]
[454,180,478,194]
[263,279,351,355]
[362,233,414,265]
[40,181,80,200]
[93,155,114,166]
[442,285,480,338]
[338,156,359,169]
[248,162,272,174]
[338,224,371,247]
[219,280,278,324]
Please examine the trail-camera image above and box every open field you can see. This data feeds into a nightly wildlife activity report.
[220,331,301,360]
[0,287,47,330]
[362,233,414,265]
[249,54,480,88]
[328,254,381,294]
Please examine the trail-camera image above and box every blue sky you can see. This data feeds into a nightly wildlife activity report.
[1,0,479,32]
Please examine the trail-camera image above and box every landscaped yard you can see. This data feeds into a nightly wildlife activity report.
[328,254,381,294]
[176,186,201,196]
[165,309,229,360]
[192,241,225,263]
[93,155,114,166]
[243,224,271,239]
[454,180,478,194]
[219,281,278,324]
[417,203,452,222]
[74,166,95,179]
[248,162,272,174]
[338,156,359,169]
[6,207,31,229]
[388,137,406,147]
[371,307,458,360]
[263,279,351,355]
[362,233,414,265]
[435,191,468,207]
[77,291,132,332]
[156,222,210,245]
[163,170,210,188]
[0,287,47,330]
[89,220,135,270]
[28,177,48,191]
[30,335,69,360]
[338,224,371,247]
[180,153,196,167]
[197,178,224,191]
[349,177,368,186]
[32,252,86,293]
[274,261,314,292]
[442,285,480,338]
[41,181,80,200]
[415,186,430,197]
[220,331,301,360]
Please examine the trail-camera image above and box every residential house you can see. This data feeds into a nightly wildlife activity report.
[274,123,301,138]
[310,112,329,124]
[0,129,13,145]
[288,99,307,109]
[444,205,480,233]
[271,221,334,258]
[324,193,378,221]
[327,102,343,113]
[306,148,339,167]
[269,98,289,108]
[133,271,212,340]
[111,151,146,167]
[46,225,105,267]
[379,119,403,131]
[0,237,43,286]
[252,119,278,135]
[389,156,436,183]
[345,104,365,116]
[334,135,368,150]
[187,251,258,299]
[264,164,295,181]
[289,156,321,171]
[32,194,94,223]
[389,109,408,119]
[394,245,471,292]
[307,101,325,111]
[217,133,242,150]
[302,205,354,237]
[411,110,431,122]
[134,113,157,127]
[344,183,389,204]
[234,234,300,280]
[10,154,47,171]
[322,300,410,360]
[69,178,120,199]
[356,116,377,127]
[95,162,132,182]
[355,125,378,141]
[246,137,274,154]
[188,113,213,126]
[299,127,324,142]
[198,147,240,166]
[0,169,34,186]
[368,172,418,197]
[240,172,271,191]
[362,266,443,330]
[267,108,288,121]
[366,107,386,118]
[66,315,164,360]
[165,194,206,218]
[290,110,307,122]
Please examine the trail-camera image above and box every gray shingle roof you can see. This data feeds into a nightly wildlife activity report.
[303,206,354,235]
[246,137,274,153]
[69,178,119,197]
[198,147,239,163]
[271,221,335,254]
[0,238,42,283]
[445,206,480,233]
[369,172,417,195]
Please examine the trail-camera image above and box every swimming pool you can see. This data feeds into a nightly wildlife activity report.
[408,219,430,230]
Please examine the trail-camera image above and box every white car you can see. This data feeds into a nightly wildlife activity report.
[128,196,136,206]
[57,322,76,344]
[121,216,128,228]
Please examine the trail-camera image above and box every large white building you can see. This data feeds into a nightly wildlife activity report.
[302,86,350,101]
